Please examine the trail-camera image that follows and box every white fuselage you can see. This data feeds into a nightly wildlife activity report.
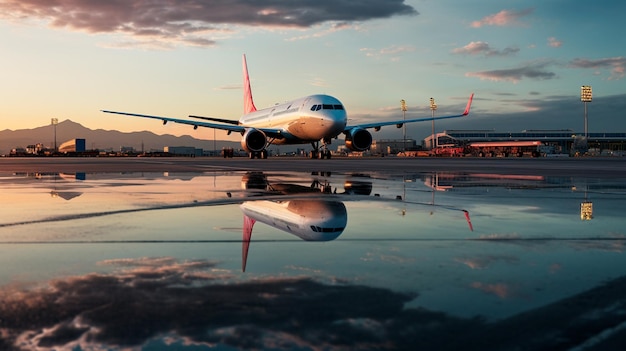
[240,199,347,241]
[239,94,348,144]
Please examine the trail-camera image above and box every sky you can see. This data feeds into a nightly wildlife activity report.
[1,0,625,142]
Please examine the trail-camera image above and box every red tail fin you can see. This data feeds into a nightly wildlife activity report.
[242,54,257,114]
[242,214,256,272]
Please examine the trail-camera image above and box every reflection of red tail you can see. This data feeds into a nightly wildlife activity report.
[463,210,473,231]
[242,214,256,272]
[242,54,257,114]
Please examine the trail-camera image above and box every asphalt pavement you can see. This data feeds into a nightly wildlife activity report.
[1,156,626,177]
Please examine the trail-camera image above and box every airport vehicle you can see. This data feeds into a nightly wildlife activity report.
[103,55,474,159]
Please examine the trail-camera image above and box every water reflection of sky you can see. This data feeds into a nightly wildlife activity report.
[1,171,626,350]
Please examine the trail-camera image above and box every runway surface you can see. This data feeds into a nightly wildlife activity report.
[2,156,626,176]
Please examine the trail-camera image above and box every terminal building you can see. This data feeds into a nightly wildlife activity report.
[423,130,626,156]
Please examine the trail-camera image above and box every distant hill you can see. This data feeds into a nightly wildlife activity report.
[0,120,241,155]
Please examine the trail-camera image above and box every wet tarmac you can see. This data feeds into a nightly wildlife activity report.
[1,157,626,350]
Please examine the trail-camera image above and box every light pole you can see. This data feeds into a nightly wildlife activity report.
[580,85,592,139]
[400,99,407,152]
[51,118,58,152]
[429,97,437,149]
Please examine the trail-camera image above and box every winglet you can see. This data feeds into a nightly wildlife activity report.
[242,54,257,114]
[462,93,474,116]
[463,210,474,232]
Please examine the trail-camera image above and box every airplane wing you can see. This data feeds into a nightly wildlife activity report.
[188,115,241,125]
[344,93,474,132]
[101,110,246,133]
[101,110,284,136]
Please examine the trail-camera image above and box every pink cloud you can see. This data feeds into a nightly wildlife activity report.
[471,282,512,299]
[547,37,562,48]
[471,8,534,28]
[452,41,519,57]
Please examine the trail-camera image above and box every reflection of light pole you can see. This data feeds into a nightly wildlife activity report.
[580,184,593,220]
[400,99,407,152]
[581,85,592,139]
[430,97,437,149]
[51,118,58,152]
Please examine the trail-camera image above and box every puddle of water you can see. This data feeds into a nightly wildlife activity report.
[1,170,625,350]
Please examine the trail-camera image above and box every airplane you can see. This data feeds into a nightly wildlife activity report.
[102,55,474,159]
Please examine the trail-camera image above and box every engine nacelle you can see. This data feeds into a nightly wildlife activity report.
[344,128,372,152]
[241,128,266,152]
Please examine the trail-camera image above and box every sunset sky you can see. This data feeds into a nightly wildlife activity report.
[1,0,625,142]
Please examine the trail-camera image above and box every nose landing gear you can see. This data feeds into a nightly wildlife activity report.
[310,140,332,159]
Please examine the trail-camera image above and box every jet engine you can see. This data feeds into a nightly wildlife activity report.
[344,128,372,151]
[241,128,266,152]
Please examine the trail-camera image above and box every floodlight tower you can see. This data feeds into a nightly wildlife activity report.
[430,97,437,149]
[51,118,58,152]
[580,85,592,139]
[401,99,407,152]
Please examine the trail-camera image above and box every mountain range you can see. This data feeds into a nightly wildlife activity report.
[0,120,241,155]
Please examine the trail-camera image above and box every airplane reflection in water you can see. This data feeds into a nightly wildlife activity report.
[239,172,352,271]
[238,172,472,271]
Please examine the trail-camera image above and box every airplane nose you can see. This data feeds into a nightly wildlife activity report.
[325,112,347,135]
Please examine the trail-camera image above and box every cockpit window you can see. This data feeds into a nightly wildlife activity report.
[311,226,345,233]
[310,104,344,111]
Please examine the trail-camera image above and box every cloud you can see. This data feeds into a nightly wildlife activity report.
[456,255,519,270]
[470,8,534,28]
[466,61,557,83]
[452,41,519,57]
[2,256,497,351]
[285,22,357,41]
[569,57,626,80]
[0,0,417,48]
[3,255,626,350]
[361,45,416,61]
[547,37,562,48]
[470,282,514,299]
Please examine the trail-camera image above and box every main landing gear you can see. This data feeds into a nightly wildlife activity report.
[309,140,332,159]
